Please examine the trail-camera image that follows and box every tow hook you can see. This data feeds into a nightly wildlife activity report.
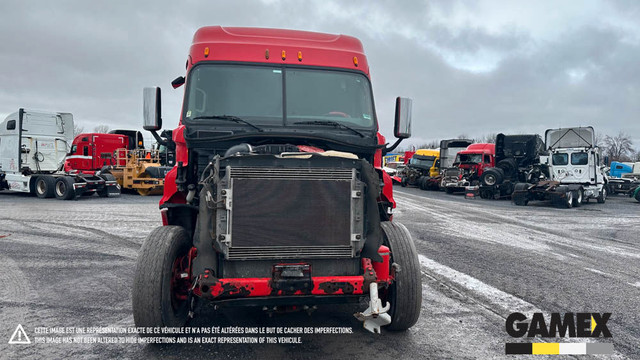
[354,283,391,334]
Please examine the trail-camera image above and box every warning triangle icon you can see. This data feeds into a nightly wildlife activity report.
[8,324,31,344]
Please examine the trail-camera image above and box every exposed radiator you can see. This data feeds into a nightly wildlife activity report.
[216,166,364,260]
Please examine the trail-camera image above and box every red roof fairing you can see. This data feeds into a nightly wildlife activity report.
[188,26,369,75]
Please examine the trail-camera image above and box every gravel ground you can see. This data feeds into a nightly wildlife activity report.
[0,189,638,359]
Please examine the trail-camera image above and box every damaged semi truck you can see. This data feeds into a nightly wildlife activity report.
[441,143,494,194]
[399,148,440,190]
[478,134,548,199]
[132,26,422,334]
[512,127,608,208]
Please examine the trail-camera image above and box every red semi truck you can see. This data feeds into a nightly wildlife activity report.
[64,133,128,172]
[441,143,495,193]
[133,26,421,334]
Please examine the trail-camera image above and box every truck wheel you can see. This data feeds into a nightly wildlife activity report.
[572,188,583,207]
[480,168,503,187]
[597,187,607,204]
[564,190,573,208]
[54,177,76,200]
[35,176,55,198]
[419,177,428,190]
[400,177,408,187]
[445,187,454,194]
[635,188,640,202]
[132,226,192,332]
[380,221,421,331]
[512,183,529,206]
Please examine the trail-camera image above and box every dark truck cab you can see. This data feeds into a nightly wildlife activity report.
[132,26,421,334]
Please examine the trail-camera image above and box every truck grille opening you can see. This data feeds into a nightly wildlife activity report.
[217,167,363,260]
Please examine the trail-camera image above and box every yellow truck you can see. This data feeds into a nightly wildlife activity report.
[400,148,441,189]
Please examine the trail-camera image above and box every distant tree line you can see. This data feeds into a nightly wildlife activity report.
[73,123,110,136]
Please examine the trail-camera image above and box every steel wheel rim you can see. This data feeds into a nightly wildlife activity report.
[485,174,496,186]
[36,179,46,195]
[56,181,66,197]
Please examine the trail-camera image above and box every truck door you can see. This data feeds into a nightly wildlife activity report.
[0,119,20,173]
[81,142,92,170]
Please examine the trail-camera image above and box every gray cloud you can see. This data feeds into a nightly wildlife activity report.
[0,1,638,148]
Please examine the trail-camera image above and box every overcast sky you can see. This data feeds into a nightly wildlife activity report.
[1,0,639,148]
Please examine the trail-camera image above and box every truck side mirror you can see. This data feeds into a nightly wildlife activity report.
[394,97,412,139]
[143,87,162,131]
[603,155,609,166]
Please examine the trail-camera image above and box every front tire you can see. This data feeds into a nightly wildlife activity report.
[132,226,192,332]
[597,187,607,203]
[564,190,573,208]
[572,188,583,207]
[380,221,421,331]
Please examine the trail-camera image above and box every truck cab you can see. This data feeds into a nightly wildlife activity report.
[399,148,440,189]
[64,133,128,172]
[442,143,494,193]
[133,26,421,334]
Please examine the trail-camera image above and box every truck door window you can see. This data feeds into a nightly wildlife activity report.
[83,146,89,156]
[552,153,568,165]
[484,155,491,163]
[571,152,588,165]
[6,120,16,130]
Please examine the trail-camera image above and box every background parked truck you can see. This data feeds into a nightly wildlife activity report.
[0,109,119,199]
[64,131,170,195]
[512,127,608,208]
[442,143,494,193]
[478,133,548,199]
[399,148,440,189]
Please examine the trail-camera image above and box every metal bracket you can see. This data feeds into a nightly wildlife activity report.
[353,283,391,334]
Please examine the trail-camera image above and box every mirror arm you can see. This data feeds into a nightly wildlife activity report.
[383,138,404,155]
[150,130,175,150]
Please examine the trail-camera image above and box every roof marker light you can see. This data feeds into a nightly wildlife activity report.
[204,47,210,57]
[298,51,302,61]
[281,50,286,60]
[265,49,270,59]
[353,56,358,67]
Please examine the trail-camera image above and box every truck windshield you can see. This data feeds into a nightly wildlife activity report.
[183,64,375,129]
[410,155,435,168]
[571,152,588,165]
[455,153,482,164]
[552,153,568,165]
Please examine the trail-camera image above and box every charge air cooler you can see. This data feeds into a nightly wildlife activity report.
[215,166,365,260]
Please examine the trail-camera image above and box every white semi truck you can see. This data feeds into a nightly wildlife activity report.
[0,108,120,199]
[512,127,608,208]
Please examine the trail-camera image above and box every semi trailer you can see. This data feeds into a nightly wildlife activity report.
[0,109,119,199]
[512,127,608,208]
[132,26,422,334]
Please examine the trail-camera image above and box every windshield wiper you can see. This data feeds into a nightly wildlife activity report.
[294,120,365,138]
[192,115,263,132]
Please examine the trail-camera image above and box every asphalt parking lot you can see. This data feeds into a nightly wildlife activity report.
[0,189,638,359]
